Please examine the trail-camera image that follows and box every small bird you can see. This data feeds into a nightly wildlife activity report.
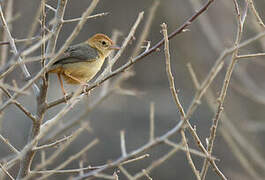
[48,33,120,97]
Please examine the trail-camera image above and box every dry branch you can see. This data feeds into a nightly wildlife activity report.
[0,4,39,94]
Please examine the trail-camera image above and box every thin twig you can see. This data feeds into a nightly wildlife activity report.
[164,139,217,160]
[204,86,265,179]
[236,52,265,59]
[63,12,109,23]
[38,139,98,180]
[248,0,265,29]
[0,163,14,180]
[31,166,101,174]
[221,127,263,180]
[181,130,201,180]
[120,130,127,157]
[0,0,13,66]
[132,147,178,180]
[149,102,155,141]
[161,22,226,180]
[186,63,200,90]
[0,86,37,122]
[45,3,56,12]
[0,133,19,154]
[0,4,39,94]
[0,36,40,45]
[142,169,152,180]
[0,83,29,95]
[35,127,85,170]
[200,1,248,179]
[120,154,150,165]
[22,125,87,180]
[33,135,72,151]
[118,165,133,180]
[161,23,185,118]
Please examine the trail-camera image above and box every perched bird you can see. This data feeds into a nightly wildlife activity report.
[48,33,120,97]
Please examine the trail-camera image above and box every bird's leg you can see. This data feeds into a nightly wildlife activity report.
[57,73,68,102]
[63,72,90,94]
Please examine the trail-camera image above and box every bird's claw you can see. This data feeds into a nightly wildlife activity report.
[81,83,90,95]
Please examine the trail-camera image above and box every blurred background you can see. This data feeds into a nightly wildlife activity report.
[1,0,265,179]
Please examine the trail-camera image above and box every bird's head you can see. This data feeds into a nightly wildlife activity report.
[87,33,120,57]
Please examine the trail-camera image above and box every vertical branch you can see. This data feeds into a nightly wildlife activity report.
[0,0,13,66]
[200,1,248,179]
[161,22,227,180]
[161,23,185,119]
[45,0,68,57]
[162,23,200,180]
[0,0,13,130]
[149,102,155,141]
[41,0,46,68]
[16,0,68,179]
[120,130,127,157]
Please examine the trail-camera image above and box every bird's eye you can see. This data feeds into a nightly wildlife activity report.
[101,41,107,46]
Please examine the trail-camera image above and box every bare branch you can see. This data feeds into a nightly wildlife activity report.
[22,127,86,180]
[248,0,265,29]
[0,0,13,66]
[142,169,152,180]
[120,154,150,166]
[120,130,127,157]
[132,147,178,180]
[161,22,226,180]
[186,63,200,90]
[149,102,155,141]
[161,23,185,118]
[33,135,72,151]
[181,130,201,180]
[221,127,263,180]
[63,12,109,23]
[118,165,133,180]
[0,86,37,122]
[164,139,217,160]
[0,4,39,94]
[200,1,248,178]
[236,52,265,59]
[0,36,41,46]
[31,166,101,174]
[0,163,14,180]
[0,133,19,154]
[38,139,98,180]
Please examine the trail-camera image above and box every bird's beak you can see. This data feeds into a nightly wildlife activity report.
[109,45,120,50]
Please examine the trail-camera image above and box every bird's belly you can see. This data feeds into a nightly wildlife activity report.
[62,60,104,84]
